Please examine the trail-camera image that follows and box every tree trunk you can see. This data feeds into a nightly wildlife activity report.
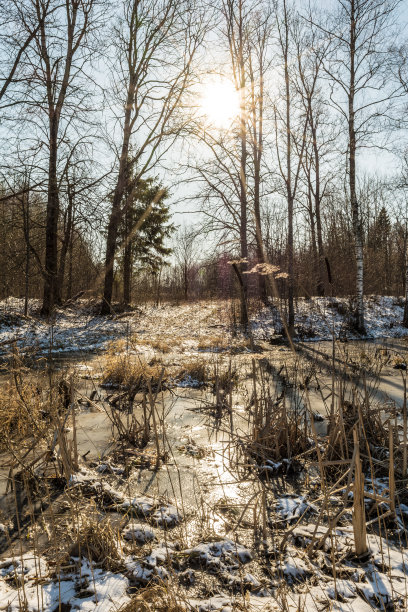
[249,45,267,304]
[101,71,135,315]
[123,203,132,305]
[56,186,74,304]
[348,0,365,333]
[184,263,188,301]
[403,225,408,327]
[238,5,248,330]
[41,116,59,317]
[311,123,325,296]
[307,185,319,295]
[23,192,30,316]
[283,5,294,336]
[67,231,73,301]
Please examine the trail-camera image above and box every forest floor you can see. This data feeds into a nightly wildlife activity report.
[0,297,407,610]
[0,295,407,358]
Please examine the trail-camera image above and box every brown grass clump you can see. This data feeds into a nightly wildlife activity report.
[176,358,208,385]
[149,338,173,353]
[119,586,185,612]
[197,335,229,352]
[70,513,123,571]
[0,372,69,451]
[0,380,42,450]
[102,355,165,390]
[211,366,238,394]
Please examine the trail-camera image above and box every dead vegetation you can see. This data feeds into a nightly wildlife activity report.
[239,363,312,473]
[1,324,408,611]
[69,510,123,571]
[118,585,185,612]
[102,354,165,390]
[197,335,229,352]
[175,358,208,385]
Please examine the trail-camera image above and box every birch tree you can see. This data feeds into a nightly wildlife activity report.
[315,0,403,332]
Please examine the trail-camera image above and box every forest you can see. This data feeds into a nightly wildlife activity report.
[1,0,408,610]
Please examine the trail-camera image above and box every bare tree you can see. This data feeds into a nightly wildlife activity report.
[314,0,403,332]
[0,0,43,105]
[295,23,335,297]
[12,0,98,316]
[247,6,274,303]
[274,0,308,335]
[174,226,199,301]
[101,0,206,314]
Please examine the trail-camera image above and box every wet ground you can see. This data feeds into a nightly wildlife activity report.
[1,336,408,610]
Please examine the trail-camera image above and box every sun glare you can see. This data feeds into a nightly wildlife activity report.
[200,78,240,130]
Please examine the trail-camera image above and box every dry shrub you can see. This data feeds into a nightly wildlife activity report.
[70,513,123,571]
[0,381,42,450]
[102,355,165,390]
[119,586,185,612]
[147,335,180,353]
[149,338,173,353]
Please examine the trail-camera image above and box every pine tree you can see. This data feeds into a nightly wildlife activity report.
[118,172,174,305]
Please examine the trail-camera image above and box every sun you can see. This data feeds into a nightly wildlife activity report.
[200,78,240,130]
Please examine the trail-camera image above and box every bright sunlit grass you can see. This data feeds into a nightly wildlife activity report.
[200,77,240,129]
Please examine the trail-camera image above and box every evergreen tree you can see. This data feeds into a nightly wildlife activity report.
[118,171,174,304]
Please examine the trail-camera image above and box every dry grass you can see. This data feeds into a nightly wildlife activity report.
[246,401,311,466]
[0,372,71,451]
[175,358,208,384]
[0,380,42,450]
[69,512,123,571]
[118,586,185,612]
[211,365,238,394]
[197,335,229,352]
[149,338,174,353]
[102,354,165,389]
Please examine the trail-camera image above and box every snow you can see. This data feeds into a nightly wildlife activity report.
[185,539,252,569]
[0,299,233,356]
[0,556,130,611]
[120,496,155,516]
[0,299,126,356]
[1,296,407,358]
[150,504,183,528]
[122,522,155,544]
[252,295,408,341]
[276,495,316,523]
